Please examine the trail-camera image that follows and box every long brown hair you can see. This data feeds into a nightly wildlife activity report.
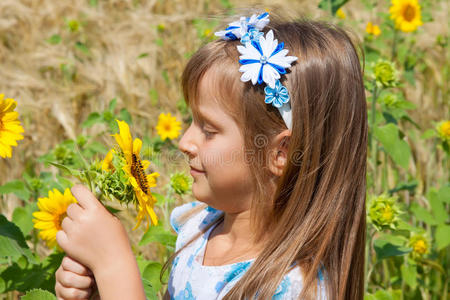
[162,15,367,300]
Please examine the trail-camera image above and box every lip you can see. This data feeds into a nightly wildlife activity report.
[190,166,205,175]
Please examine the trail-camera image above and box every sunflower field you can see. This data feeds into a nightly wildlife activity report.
[0,0,448,299]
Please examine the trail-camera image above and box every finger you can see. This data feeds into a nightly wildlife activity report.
[55,281,92,299]
[71,184,101,210]
[62,256,92,276]
[57,269,94,289]
[60,215,74,233]
[56,230,69,252]
[66,203,83,220]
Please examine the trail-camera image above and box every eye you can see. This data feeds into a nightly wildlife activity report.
[202,127,217,139]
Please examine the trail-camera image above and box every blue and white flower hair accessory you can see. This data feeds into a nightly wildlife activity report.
[214,12,297,130]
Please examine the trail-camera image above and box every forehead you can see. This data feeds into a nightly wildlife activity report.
[192,69,239,126]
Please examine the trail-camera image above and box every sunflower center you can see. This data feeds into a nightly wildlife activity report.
[164,123,172,131]
[55,212,67,231]
[131,153,149,194]
[403,5,415,22]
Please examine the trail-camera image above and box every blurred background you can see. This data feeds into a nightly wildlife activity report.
[0,0,448,299]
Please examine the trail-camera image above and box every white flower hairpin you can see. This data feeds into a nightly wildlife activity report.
[215,12,297,130]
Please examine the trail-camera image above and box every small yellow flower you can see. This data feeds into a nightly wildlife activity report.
[101,149,115,171]
[389,0,423,32]
[0,94,24,158]
[114,120,160,229]
[155,112,182,141]
[436,120,450,143]
[32,188,77,248]
[366,22,381,36]
[336,8,346,19]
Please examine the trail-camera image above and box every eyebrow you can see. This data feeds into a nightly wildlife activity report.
[194,109,222,129]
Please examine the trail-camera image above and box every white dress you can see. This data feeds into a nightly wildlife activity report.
[167,201,327,299]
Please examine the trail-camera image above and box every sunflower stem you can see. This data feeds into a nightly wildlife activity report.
[391,28,398,61]
[370,82,380,192]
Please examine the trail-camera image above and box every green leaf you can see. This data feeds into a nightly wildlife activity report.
[426,188,447,224]
[47,34,61,45]
[410,203,437,225]
[435,225,450,250]
[318,0,349,15]
[75,41,89,54]
[400,264,417,289]
[437,185,450,204]
[0,180,31,201]
[138,52,149,58]
[373,289,393,300]
[143,262,163,292]
[0,277,5,293]
[374,123,411,170]
[21,289,57,300]
[142,278,158,300]
[48,162,81,178]
[388,180,418,194]
[420,129,436,140]
[139,224,176,249]
[82,112,102,128]
[374,235,411,260]
[119,108,132,125]
[108,98,117,112]
[149,88,159,106]
[12,204,35,237]
[0,214,37,264]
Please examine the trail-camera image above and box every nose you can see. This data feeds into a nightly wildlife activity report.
[178,122,198,159]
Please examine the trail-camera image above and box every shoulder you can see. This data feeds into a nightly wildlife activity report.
[169,201,223,250]
[273,266,328,300]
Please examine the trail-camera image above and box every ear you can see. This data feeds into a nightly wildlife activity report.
[268,129,291,177]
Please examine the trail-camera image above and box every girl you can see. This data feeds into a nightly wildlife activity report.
[55,13,367,300]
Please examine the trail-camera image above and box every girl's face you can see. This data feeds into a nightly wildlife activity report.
[178,71,254,213]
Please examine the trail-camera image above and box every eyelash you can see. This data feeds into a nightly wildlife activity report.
[202,128,216,139]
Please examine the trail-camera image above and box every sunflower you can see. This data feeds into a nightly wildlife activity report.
[155,112,182,141]
[389,0,423,32]
[32,188,77,248]
[336,8,346,20]
[113,120,160,229]
[0,94,24,158]
[436,120,450,143]
[366,22,381,36]
[101,148,115,171]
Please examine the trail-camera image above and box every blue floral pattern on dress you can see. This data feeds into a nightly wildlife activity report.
[167,202,328,299]
[215,261,252,293]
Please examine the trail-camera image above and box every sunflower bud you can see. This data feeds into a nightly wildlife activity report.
[380,93,401,108]
[408,234,430,259]
[373,59,399,88]
[436,120,450,143]
[368,193,402,231]
[170,172,191,195]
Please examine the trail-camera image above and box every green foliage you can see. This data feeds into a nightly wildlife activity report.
[1,1,449,299]
[318,0,349,15]
[22,289,57,300]
[0,215,37,265]
[82,98,132,132]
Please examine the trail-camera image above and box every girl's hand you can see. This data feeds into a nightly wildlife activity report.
[55,256,95,300]
[56,184,133,274]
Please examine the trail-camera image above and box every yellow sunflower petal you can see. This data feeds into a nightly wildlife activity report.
[133,138,143,155]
